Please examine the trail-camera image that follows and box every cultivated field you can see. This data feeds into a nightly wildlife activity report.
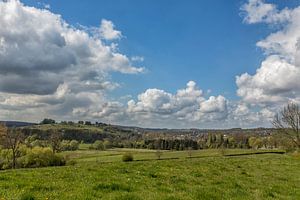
[0,149,299,200]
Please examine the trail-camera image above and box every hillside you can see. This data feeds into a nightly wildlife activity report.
[0,121,277,147]
[0,121,37,127]
[20,123,139,143]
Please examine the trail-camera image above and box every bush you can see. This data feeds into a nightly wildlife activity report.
[122,152,134,162]
[20,147,66,168]
[90,140,105,150]
[103,140,113,149]
[30,139,47,148]
[61,140,79,151]
[0,147,66,169]
[69,140,79,150]
[0,149,12,169]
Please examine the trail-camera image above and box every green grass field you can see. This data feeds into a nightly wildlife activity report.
[0,149,299,200]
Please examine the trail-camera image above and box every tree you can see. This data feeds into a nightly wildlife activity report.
[273,103,300,149]
[69,140,79,150]
[103,140,112,149]
[24,134,39,149]
[92,140,105,150]
[60,140,79,151]
[40,118,56,124]
[248,137,258,149]
[49,130,62,153]
[206,134,213,148]
[85,121,92,125]
[9,128,25,168]
[0,125,24,169]
[0,123,7,140]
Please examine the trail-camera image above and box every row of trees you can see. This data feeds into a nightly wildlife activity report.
[87,103,300,151]
[147,103,299,151]
[40,118,108,127]
[101,135,283,151]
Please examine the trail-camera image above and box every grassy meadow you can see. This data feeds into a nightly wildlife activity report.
[0,148,299,200]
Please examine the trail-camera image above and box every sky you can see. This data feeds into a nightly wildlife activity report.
[0,0,300,128]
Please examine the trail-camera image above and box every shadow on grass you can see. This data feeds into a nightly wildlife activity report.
[224,151,285,157]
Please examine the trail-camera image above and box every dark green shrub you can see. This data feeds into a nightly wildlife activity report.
[50,153,66,166]
[122,152,133,162]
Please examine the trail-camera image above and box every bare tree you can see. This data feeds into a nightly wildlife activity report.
[0,123,7,137]
[0,125,24,169]
[49,130,62,154]
[273,103,300,149]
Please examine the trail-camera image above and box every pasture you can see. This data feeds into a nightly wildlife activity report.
[0,149,299,200]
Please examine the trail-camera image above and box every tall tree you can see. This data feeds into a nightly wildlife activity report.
[0,125,24,169]
[273,103,300,149]
[49,130,62,153]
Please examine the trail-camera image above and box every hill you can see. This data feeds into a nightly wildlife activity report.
[20,123,139,143]
[0,121,37,127]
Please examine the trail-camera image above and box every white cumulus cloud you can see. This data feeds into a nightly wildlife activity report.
[0,0,143,122]
[241,0,290,24]
[237,0,300,107]
[126,81,229,127]
[98,19,122,40]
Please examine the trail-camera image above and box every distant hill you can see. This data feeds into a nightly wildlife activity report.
[19,123,137,143]
[0,121,37,127]
[0,120,275,143]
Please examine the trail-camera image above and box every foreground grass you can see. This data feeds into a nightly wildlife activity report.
[0,150,299,200]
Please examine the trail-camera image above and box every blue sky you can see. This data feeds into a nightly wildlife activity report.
[23,0,266,99]
[19,0,298,101]
[0,0,299,128]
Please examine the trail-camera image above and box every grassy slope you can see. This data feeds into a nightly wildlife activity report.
[0,150,299,200]
[62,148,286,163]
